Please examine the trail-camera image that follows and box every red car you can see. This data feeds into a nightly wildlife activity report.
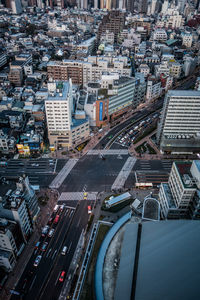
[59,271,66,282]
[53,215,60,225]
[88,205,92,214]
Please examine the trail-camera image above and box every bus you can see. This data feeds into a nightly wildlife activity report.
[135,182,153,189]
[53,214,60,224]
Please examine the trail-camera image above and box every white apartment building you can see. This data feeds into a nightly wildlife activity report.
[45,80,72,148]
[0,219,24,257]
[0,191,33,242]
[47,56,131,86]
[169,62,181,78]
[181,32,193,48]
[156,12,184,29]
[100,30,115,44]
[153,29,168,41]
[155,61,170,77]
[45,80,89,149]
[138,64,150,77]
[159,161,197,219]
[161,0,168,14]
[146,79,162,101]
[157,90,200,153]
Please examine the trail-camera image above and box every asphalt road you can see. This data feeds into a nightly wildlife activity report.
[0,159,67,187]
[57,155,173,194]
[11,202,90,300]
[11,206,74,300]
[39,200,89,300]
[94,98,163,150]
[58,154,129,193]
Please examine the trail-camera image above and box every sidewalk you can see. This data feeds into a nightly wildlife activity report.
[0,189,58,300]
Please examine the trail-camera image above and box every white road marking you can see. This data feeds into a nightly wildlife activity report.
[46,248,52,258]
[29,275,36,291]
[51,249,57,260]
[55,272,61,286]
[67,241,72,253]
[54,159,58,173]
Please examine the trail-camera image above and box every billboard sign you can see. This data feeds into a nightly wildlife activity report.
[99,102,103,121]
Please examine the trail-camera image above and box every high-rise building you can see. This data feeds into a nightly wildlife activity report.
[11,0,22,13]
[150,0,157,14]
[97,11,125,43]
[45,80,90,149]
[159,160,200,219]
[157,90,200,154]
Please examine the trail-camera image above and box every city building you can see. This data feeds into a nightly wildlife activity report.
[0,51,7,69]
[159,161,200,219]
[94,74,145,127]
[153,29,167,41]
[97,11,125,43]
[181,32,193,48]
[11,0,22,14]
[157,90,200,154]
[146,78,162,101]
[47,56,131,86]
[169,62,181,79]
[45,80,89,149]
[0,218,25,259]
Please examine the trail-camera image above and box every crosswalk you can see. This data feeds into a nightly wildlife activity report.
[49,159,78,189]
[161,160,173,171]
[58,192,98,202]
[139,161,151,170]
[87,149,129,155]
[111,157,137,192]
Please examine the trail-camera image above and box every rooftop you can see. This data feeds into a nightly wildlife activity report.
[174,161,196,189]
[168,90,200,97]
[46,81,69,101]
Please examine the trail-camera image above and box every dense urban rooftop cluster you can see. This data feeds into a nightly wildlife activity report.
[0,0,200,298]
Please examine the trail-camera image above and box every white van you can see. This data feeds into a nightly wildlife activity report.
[62,246,67,255]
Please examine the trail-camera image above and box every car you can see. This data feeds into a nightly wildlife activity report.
[34,255,42,267]
[48,229,55,238]
[35,241,40,250]
[31,163,39,167]
[59,205,64,212]
[88,205,92,214]
[53,215,60,225]
[61,246,67,255]
[41,242,48,252]
[59,271,66,282]
[84,192,88,200]
[41,225,49,237]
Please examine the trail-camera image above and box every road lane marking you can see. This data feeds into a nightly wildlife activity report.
[67,241,72,253]
[76,217,81,228]
[64,209,69,216]
[55,272,60,286]
[46,248,52,258]
[29,275,36,291]
[51,249,57,260]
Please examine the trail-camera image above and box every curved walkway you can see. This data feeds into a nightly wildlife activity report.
[95,211,132,300]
